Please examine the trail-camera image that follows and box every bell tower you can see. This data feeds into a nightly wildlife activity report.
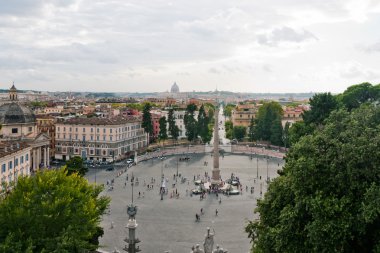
[9,83,18,101]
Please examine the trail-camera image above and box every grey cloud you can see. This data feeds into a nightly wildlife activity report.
[209,68,221,74]
[257,26,318,46]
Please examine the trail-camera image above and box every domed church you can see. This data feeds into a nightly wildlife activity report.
[0,84,50,172]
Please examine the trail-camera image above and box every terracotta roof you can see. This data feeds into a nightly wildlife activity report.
[0,141,30,158]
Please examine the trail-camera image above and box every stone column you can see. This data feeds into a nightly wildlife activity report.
[47,147,50,167]
[33,149,37,171]
[37,147,41,169]
[43,147,47,168]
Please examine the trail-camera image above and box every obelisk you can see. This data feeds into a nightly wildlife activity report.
[211,106,220,185]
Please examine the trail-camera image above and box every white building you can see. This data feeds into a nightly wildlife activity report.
[55,116,147,162]
[0,141,31,185]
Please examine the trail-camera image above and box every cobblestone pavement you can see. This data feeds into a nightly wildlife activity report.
[86,153,284,253]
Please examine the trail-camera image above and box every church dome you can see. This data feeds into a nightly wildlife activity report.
[0,102,36,125]
[170,82,180,93]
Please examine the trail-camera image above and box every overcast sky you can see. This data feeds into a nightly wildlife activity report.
[0,0,379,93]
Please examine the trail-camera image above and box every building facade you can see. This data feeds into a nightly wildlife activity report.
[55,117,148,162]
[231,104,259,128]
[0,141,31,185]
[0,85,50,171]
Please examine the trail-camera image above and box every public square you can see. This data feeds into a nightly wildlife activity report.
[86,151,284,253]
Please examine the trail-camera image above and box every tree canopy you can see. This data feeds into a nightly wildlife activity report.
[302,92,338,125]
[246,104,380,253]
[255,101,283,143]
[142,103,153,141]
[233,125,246,141]
[158,116,168,143]
[197,104,212,144]
[0,168,110,252]
[184,103,198,142]
[65,156,87,176]
[168,108,179,141]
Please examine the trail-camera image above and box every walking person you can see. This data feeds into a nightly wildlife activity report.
[215,209,218,216]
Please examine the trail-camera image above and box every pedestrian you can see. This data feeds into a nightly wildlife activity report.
[139,191,141,198]
[201,208,203,215]
[215,209,218,216]
[219,197,221,204]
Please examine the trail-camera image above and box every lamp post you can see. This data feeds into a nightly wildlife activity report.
[256,157,259,179]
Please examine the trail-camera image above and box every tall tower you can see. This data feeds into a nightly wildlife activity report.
[211,104,220,185]
[9,83,18,101]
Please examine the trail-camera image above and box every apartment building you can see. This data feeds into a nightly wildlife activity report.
[0,141,32,185]
[231,104,259,127]
[55,116,147,162]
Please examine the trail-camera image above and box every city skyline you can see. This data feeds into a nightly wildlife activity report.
[1,0,380,93]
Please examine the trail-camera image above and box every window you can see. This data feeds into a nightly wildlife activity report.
[97,136,99,141]
[8,161,13,170]
[75,134,78,140]
[97,128,99,133]
[103,128,106,133]
[91,136,93,141]
[82,136,86,141]
[69,127,72,132]
[64,127,66,131]
[110,136,112,141]
[83,128,85,132]
[21,156,24,164]
[15,158,18,166]
[26,154,29,161]
[58,127,60,131]
[103,136,106,141]
[76,128,78,132]
[12,128,18,134]
[110,129,112,133]
[29,127,33,132]
[1,164,5,173]
[91,128,93,133]
[63,134,66,139]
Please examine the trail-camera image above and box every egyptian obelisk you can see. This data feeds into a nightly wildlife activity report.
[211,105,220,185]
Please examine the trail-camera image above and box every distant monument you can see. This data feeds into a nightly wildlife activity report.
[211,106,221,186]
[170,82,180,93]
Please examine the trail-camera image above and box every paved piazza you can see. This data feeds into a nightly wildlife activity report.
[86,152,284,253]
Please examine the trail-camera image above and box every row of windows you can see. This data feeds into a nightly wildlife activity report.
[11,127,33,134]
[1,154,29,174]
[57,125,141,133]
[56,131,143,141]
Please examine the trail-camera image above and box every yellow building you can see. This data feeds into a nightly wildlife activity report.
[231,104,259,127]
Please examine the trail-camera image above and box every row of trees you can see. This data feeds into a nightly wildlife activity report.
[245,82,380,252]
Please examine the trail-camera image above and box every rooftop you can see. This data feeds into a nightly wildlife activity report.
[0,141,30,158]
[59,116,142,125]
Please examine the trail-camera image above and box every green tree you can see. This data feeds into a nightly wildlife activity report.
[142,103,153,142]
[65,156,87,176]
[246,104,380,253]
[0,168,110,252]
[269,118,283,146]
[225,120,234,140]
[167,108,179,141]
[158,116,168,144]
[223,104,236,117]
[248,118,255,142]
[288,121,314,146]
[233,126,246,141]
[197,105,211,143]
[303,92,338,125]
[184,104,198,142]
[341,82,380,111]
[255,102,283,143]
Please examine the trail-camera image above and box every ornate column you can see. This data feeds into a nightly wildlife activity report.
[211,106,221,186]
[37,147,41,169]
